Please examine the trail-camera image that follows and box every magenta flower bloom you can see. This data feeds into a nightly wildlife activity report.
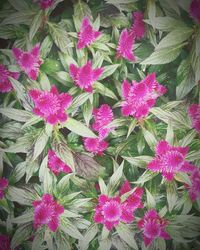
[148,140,195,181]
[12,43,42,80]
[121,73,167,120]
[0,64,19,93]
[77,16,101,49]
[33,193,64,232]
[138,209,170,247]
[83,137,108,155]
[39,0,54,9]
[131,11,145,40]
[0,178,8,199]
[0,235,10,250]
[189,0,200,22]
[29,85,72,125]
[187,168,200,202]
[116,29,135,61]
[48,149,72,175]
[69,61,103,92]
[92,104,114,139]
[188,104,200,134]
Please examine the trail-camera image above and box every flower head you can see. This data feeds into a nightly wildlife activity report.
[39,0,54,9]
[0,235,10,250]
[121,73,167,120]
[48,149,72,175]
[0,178,8,199]
[188,168,200,202]
[148,140,195,181]
[77,16,101,49]
[0,64,19,93]
[33,194,64,232]
[138,209,170,246]
[189,0,200,22]
[188,104,200,134]
[131,11,145,40]
[116,29,135,61]
[69,61,103,92]
[12,43,42,80]
[29,85,72,125]
[83,137,108,155]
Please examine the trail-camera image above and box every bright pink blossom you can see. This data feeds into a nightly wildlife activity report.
[0,178,8,199]
[189,0,200,22]
[131,11,145,40]
[48,149,72,175]
[77,16,101,49]
[69,61,103,92]
[188,104,200,133]
[33,193,64,232]
[121,73,167,120]
[29,85,72,125]
[12,43,42,80]
[138,209,170,246]
[0,64,19,93]
[94,181,143,230]
[83,137,108,155]
[188,168,200,201]
[0,235,10,250]
[39,0,54,9]
[92,104,114,139]
[116,29,135,61]
[148,140,195,181]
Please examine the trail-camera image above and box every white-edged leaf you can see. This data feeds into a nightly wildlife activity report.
[99,64,120,80]
[29,10,43,40]
[134,170,158,185]
[94,82,118,100]
[145,188,156,208]
[0,108,32,122]
[99,177,108,195]
[166,181,178,212]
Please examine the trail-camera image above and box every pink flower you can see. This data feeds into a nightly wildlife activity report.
[39,0,54,9]
[94,181,143,230]
[92,104,114,139]
[33,194,64,232]
[0,64,19,93]
[12,43,42,80]
[188,104,200,133]
[29,85,72,125]
[48,149,72,175]
[131,11,145,40]
[138,209,170,247]
[0,178,8,199]
[148,140,195,181]
[69,61,103,92]
[116,29,135,61]
[121,73,167,120]
[77,16,101,49]
[83,137,108,155]
[188,168,200,202]
[0,235,10,250]
[189,0,200,22]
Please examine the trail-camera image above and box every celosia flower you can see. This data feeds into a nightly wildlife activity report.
[83,137,108,155]
[148,140,195,181]
[0,235,10,250]
[121,73,167,120]
[92,104,114,139]
[33,193,64,232]
[116,29,135,61]
[48,149,72,175]
[69,61,103,92]
[189,0,200,22]
[0,178,8,199]
[0,64,19,93]
[131,11,145,40]
[39,0,54,9]
[12,43,42,80]
[77,16,101,49]
[138,209,170,246]
[188,104,200,133]
[94,181,143,230]
[29,85,72,125]
[188,168,200,202]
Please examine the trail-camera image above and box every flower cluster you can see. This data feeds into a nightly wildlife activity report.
[48,149,72,175]
[29,85,72,125]
[188,104,200,134]
[148,140,195,181]
[189,0,200,22]
[39,0,54,9]
[188,168,200,201]
[0,178,8,199]
[138,209,170,246]
[0,64,19,93]
[0,235,10,250]
[121,73,167,119]
[94,181,143,230]
[33,194,64,232]
[131,11,145,40]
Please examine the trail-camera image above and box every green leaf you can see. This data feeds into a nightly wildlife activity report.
[99,177,108,195]
[8,0,29,10]
[12,211,33,224]
[134,170,158,185]
[166,181,178,212]
[94,82,118,100]
[122,155,153,168]
[29,10,43,41]
[63,117,97,138]
[1,10,36,25]
[78,224,98,250]
[165,121,174,144]
[99,64,120,80]
[40,35,53,58]
[145,188,156,208]
[0,108,31,122]
[60,217,84,240]
[142,128,157,150]
[68,93,92,113]
[11,224,33,249]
